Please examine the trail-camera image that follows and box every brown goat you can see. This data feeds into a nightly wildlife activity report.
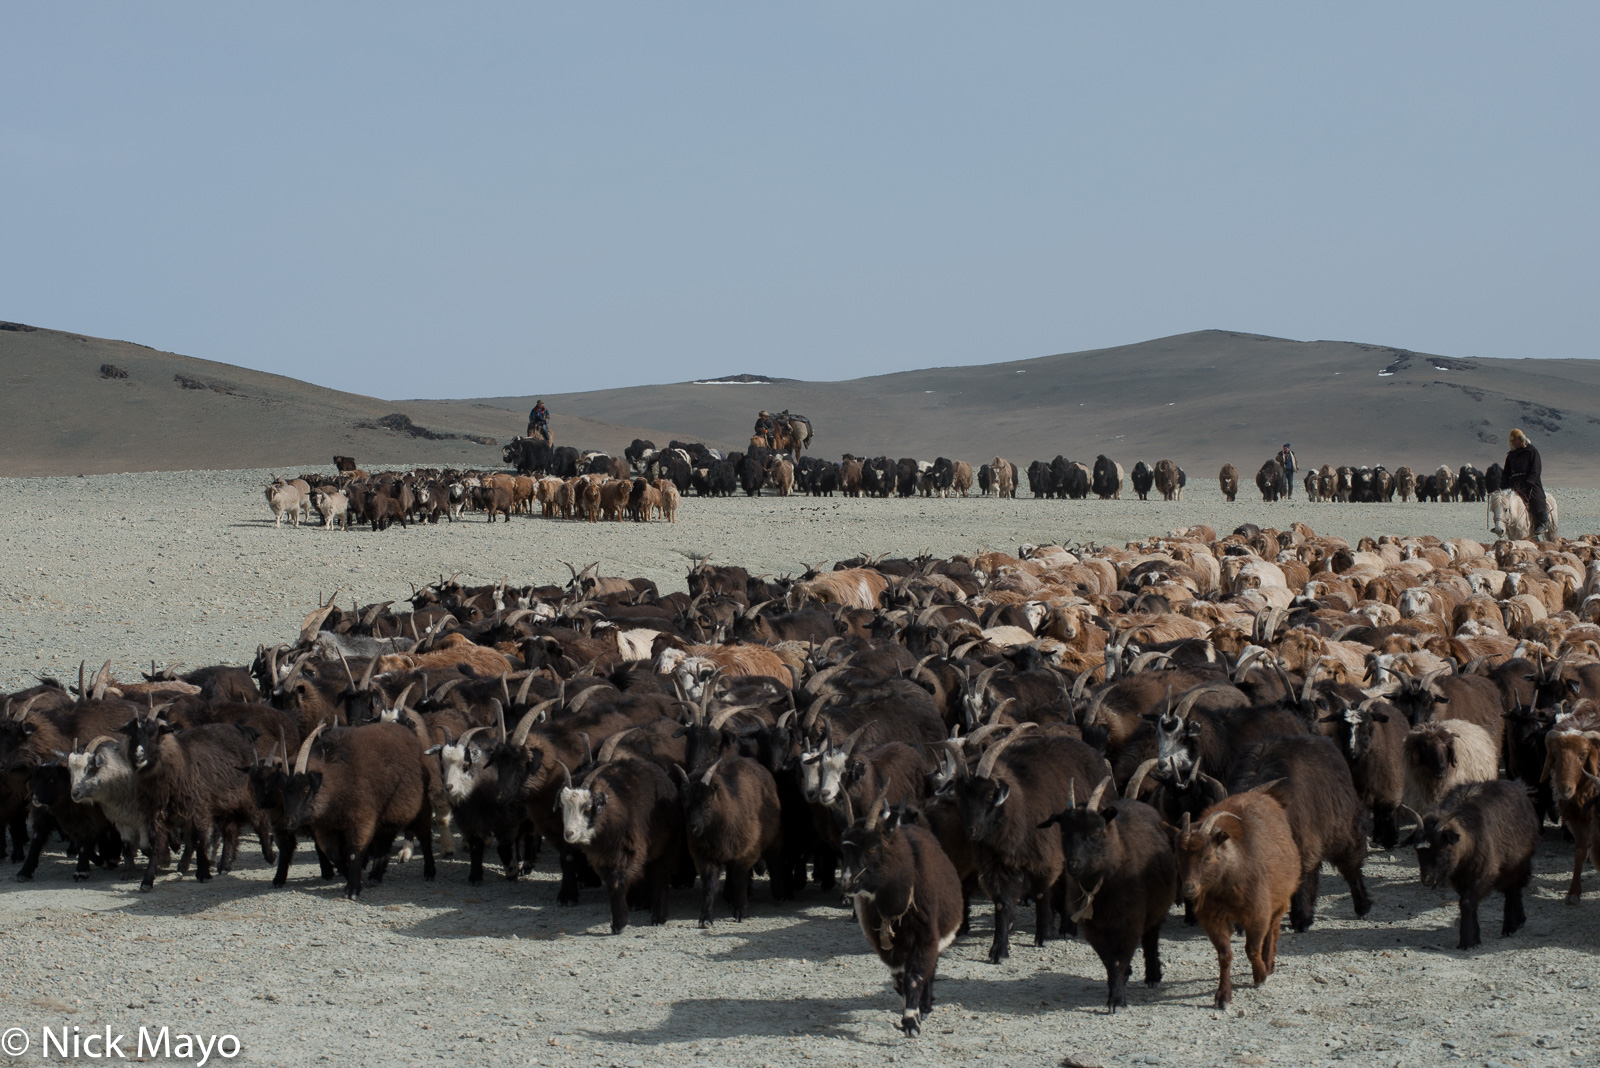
[1176,786,1301,1008]
[1543,728,1600,902]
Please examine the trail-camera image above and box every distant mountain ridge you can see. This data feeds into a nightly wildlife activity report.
[3,323,1596,483]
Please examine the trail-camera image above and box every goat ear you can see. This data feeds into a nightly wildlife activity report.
[1210,827,1231,845]
[1433,695,1450,705]
[307,770,323,791]
[993,782,1010,807]
[1037,812,1062,830]
[1100,802,1119,821]
[1569,680,1583,695]
[424,744,442,756]
[1370,711,1389,723]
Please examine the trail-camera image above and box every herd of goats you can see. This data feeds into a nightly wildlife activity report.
[7,520,1599,1032]
[261,441,1514,532]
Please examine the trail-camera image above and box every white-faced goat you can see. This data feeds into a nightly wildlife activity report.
[430,711,522,884]
[558,757,684,933]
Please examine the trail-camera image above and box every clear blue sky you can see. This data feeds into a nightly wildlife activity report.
[4,4,1595,398]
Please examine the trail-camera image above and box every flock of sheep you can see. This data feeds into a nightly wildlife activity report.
[8,518,1599,1033]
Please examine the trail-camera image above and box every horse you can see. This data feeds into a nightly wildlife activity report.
[1488,489,1558,541]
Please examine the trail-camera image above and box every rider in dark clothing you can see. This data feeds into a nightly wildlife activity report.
[527,400,550,440]
[1503,428,1549,535]
[754,410,774,448]
[1277,443,1296,498]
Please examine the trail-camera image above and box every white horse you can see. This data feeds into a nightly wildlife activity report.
[1487,489,1558,541]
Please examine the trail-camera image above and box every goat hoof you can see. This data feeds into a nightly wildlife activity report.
[897,1014,921,1037]
[14,873,33,882]
[74,873,90,883]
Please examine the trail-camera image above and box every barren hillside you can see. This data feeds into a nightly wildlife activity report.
[5,322,1598,483]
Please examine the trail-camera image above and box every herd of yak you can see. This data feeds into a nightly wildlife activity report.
[262,444,1506,532]
[7,523,1599,1032]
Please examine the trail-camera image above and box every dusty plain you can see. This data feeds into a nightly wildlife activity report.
[0,469,1597,1068]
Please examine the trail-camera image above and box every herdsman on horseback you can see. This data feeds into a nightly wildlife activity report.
[527,399,551,445]
[1503,428,1550,537]
[754,410,776,449]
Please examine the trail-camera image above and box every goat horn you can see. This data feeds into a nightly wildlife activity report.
[776,709,795,730]
[337,649,356,687]
[558,761,573,790]
[515,670,537,706]
[839,723,871,757]
[1125,758,1159,800]
[595,728,634,765]
[91,660,112,701]
[457,725,490,750]
[393,683,414,712]
[700,757,723,787]
[360,654,379,690]
[1126,651,1171,675]
[1301,659,1322,706]
[974,723,1035,779]
[77,660,87,700]
[709,705,751,731]
[509,701,555,747]
[493,698,506,742]
[79,734,119,755]
[862,782,893,831]
[1067,778,1076,810]
[293,722,328,775]
[1087,775,1116,810]
[1196,809,1244,835]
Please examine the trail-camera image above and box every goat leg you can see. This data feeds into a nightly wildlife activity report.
[698,861,720,928]
[17,808,62,881]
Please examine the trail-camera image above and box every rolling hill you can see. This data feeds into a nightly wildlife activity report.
[4,321,1598,484]
[474,330,1600,484]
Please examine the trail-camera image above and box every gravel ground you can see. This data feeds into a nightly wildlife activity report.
[1,467,1597,1068]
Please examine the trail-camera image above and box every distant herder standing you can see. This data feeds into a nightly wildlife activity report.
[1276,443,1296,498]
[1502,428,1550,537]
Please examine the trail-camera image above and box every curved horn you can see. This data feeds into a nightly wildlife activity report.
[293,722,328,775]
[776,709,796,730]
[337,649,356,687]
[514,669,538,707]
[709,705,752,731]
[1126,650,1172,675]
[595,728,635,765]
[456,725,490,750]
[510,699,557,747]
[558,760,573,790]
[802,658,854,697]
[79,734,120,755]
[1173,681,1232,720]
[493,698,506,742]
[1125,758,1159,800]
[974,723,1036,779]
[1196,809,1244,835]
[359,653,379,691]
[91,659,112,701]
[838,723,871,757]
[699,757,724,787]
[1300,659,1322,707]
[862,782,893,830]
[1087,775,1116,810]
